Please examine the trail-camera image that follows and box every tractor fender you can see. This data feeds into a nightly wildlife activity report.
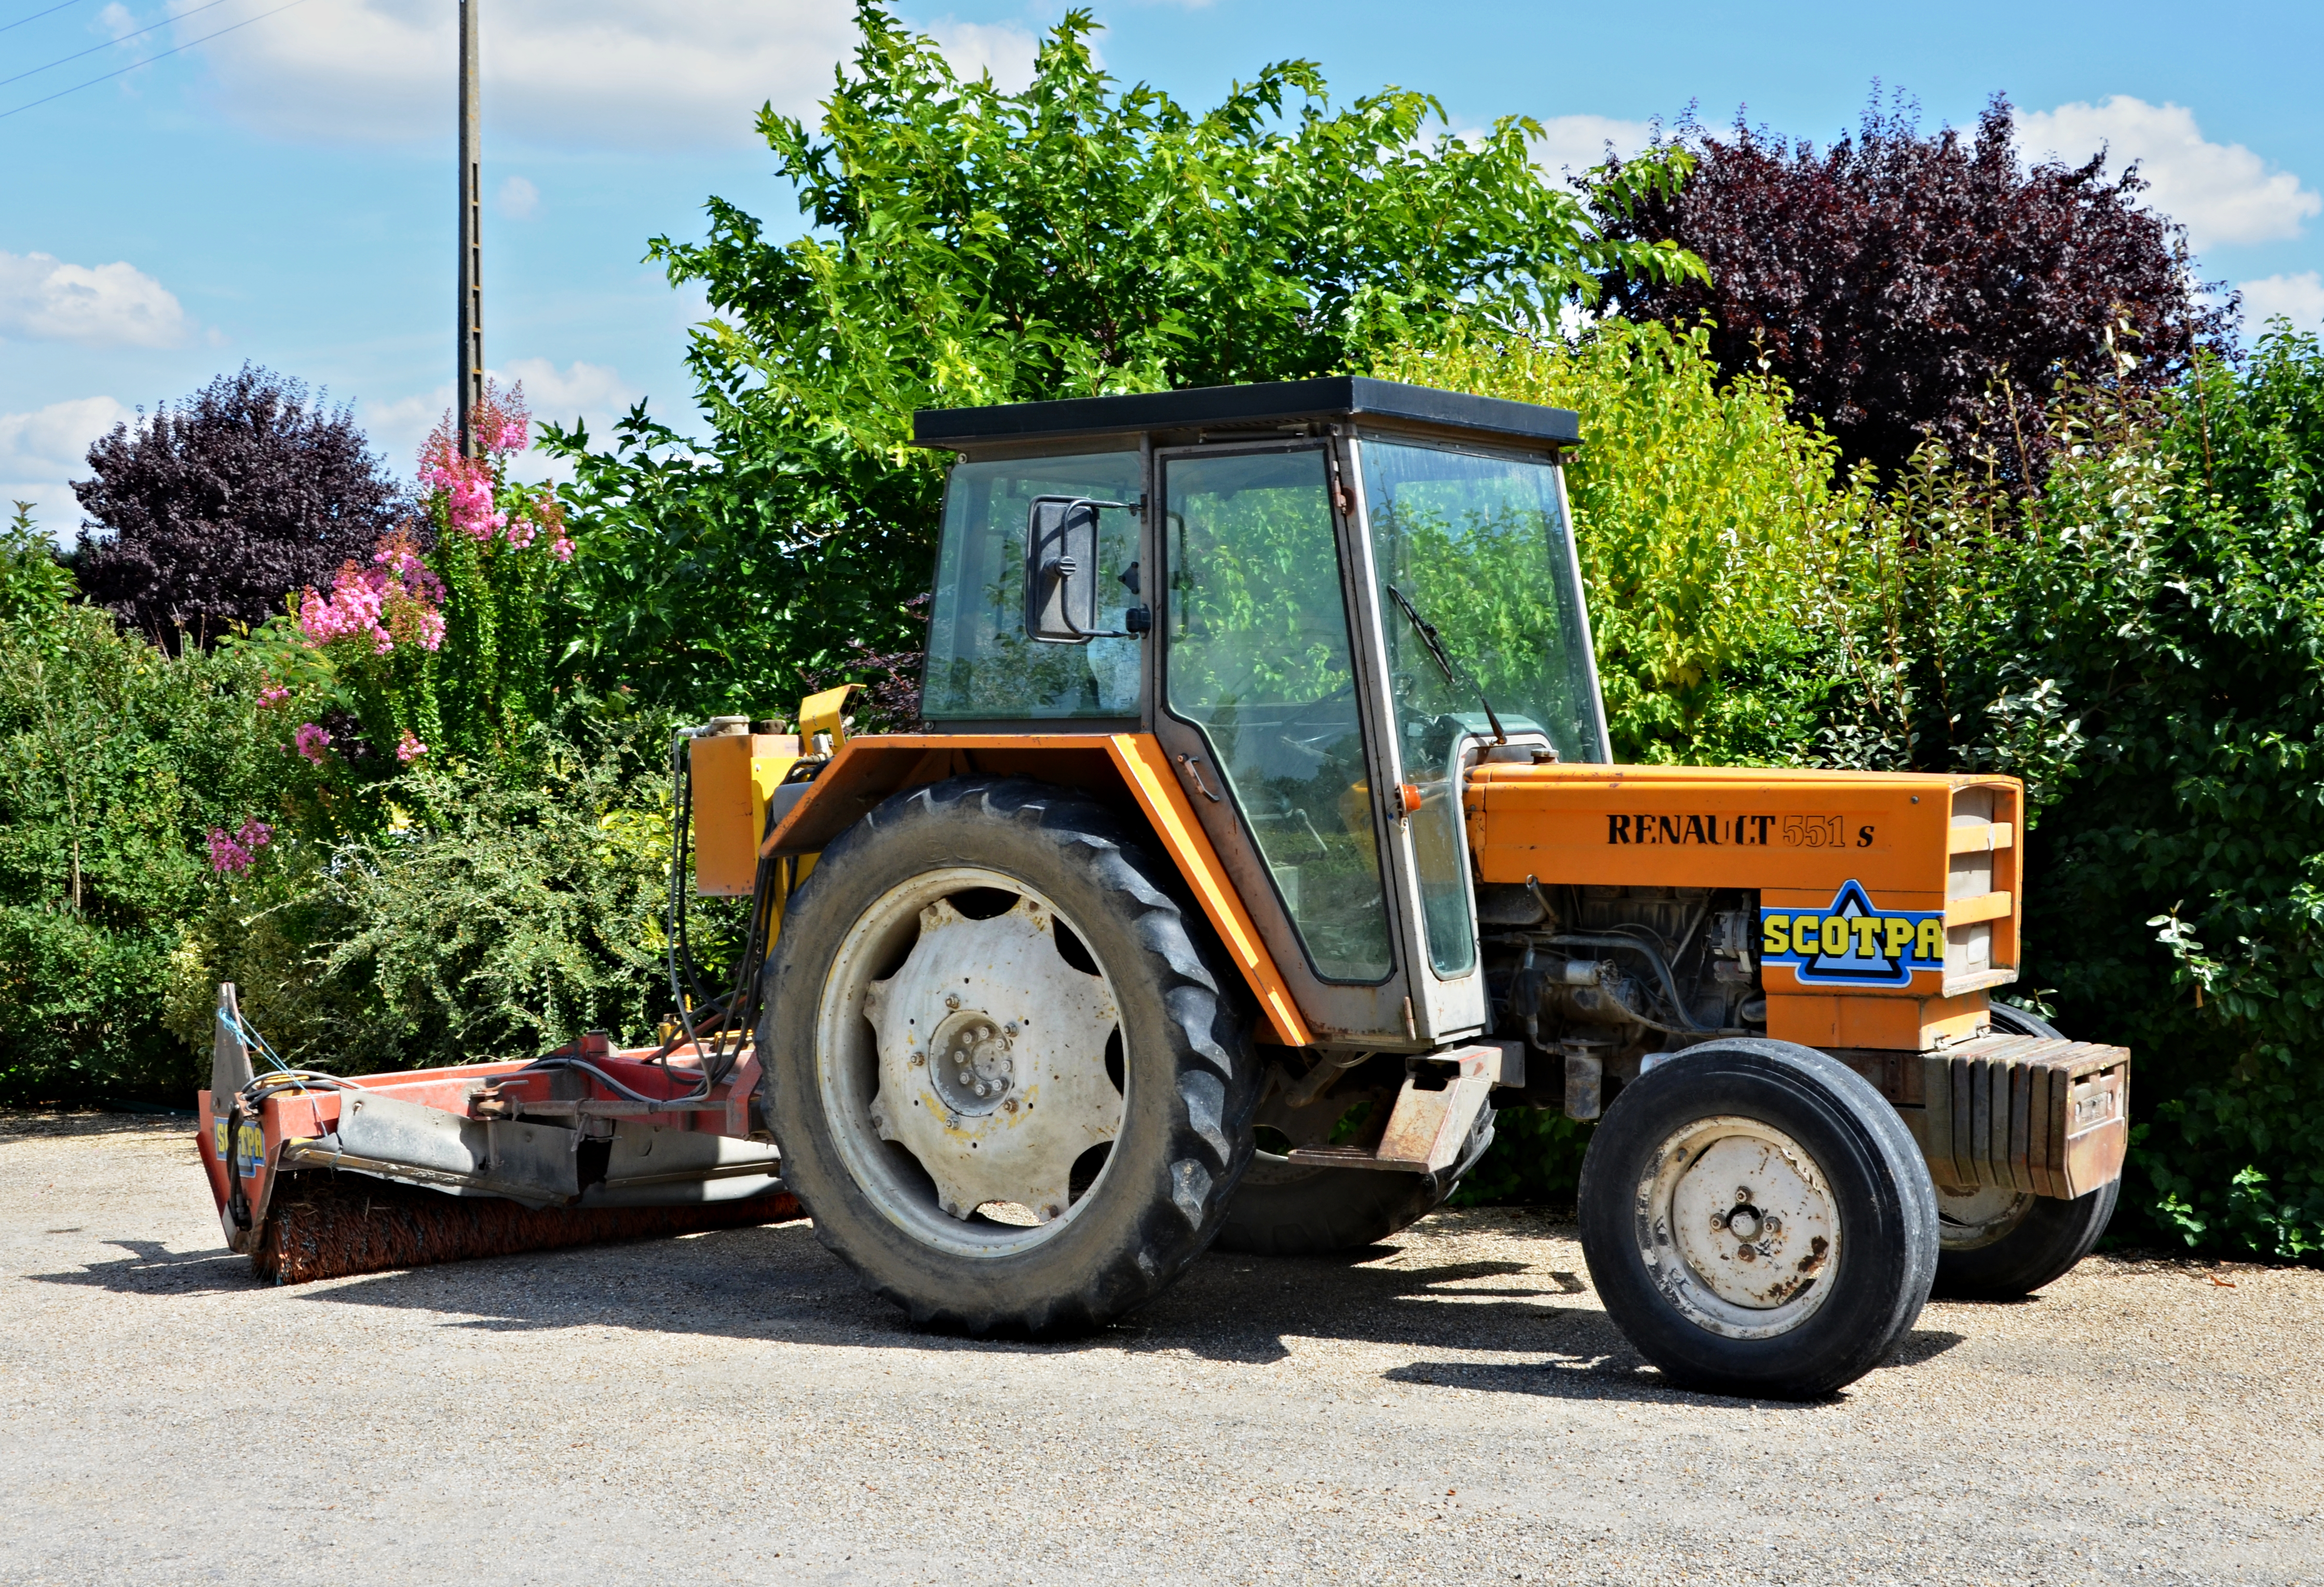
[758,732,1311,1047]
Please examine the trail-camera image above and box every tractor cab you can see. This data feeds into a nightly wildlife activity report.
[912,377,1605,1052]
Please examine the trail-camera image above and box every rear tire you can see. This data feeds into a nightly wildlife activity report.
[759,777,1257,1337]
[1932,1001,2119,1299]
[1578,1037,1937,1399]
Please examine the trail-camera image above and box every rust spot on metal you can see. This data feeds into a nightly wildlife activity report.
[1797,1234,1830,1274]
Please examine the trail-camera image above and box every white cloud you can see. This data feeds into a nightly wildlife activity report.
[0,396,133,545]
[1531,114,1655,186]
[2016,97,2321,252]
[496,174,540,221]
[359,359,642,486]
[2240,271,2324,336]
[0,251,189,348]
[183,0,866,148]
[925,19,1041,94]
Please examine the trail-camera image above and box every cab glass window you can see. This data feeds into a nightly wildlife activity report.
[922,452,1143,720]
[1164,447,1393,983]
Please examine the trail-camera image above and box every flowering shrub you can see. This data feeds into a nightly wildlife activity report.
[414,381,569,764]
[257,379,574,795]
[207,818,274,874]
[295,531,447,657]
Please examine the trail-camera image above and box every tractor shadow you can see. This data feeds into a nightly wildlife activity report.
[238,1216,1877,1404]
[35,1217,1964,1406]
[22,1237,266,1296]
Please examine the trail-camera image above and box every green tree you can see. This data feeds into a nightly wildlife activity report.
[1806,326,2324,1259]
[546,2,1698,719]
[1377,319,1875,763]
[0,504,299,1101]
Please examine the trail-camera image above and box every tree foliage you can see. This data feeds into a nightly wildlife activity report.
[72,365,406,649]
[546,2,1698,719]
[1378,319,1873,763]
[1815,329,2324,1258]
[1594,94,2229,481]
[165,713,676,1076]
[0,509,297,1101]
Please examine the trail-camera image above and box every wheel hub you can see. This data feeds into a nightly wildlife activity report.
[1638,1116,1842,1339]
[862,894,1121,1224]
[928,1008,1018,1116]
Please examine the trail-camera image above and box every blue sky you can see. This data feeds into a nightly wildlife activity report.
[5,0,2320,541]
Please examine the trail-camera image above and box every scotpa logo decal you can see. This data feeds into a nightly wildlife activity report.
[1760,880,1944,989]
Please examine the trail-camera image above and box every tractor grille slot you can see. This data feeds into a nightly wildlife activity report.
[1945,785,2019,988]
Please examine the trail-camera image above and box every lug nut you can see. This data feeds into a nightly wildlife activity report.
[945,993,961,1010]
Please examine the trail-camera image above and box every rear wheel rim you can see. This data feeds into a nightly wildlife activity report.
[1635,1115,1842,1339]
[815,865,1125,1259]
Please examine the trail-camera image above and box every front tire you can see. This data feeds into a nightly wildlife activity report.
[1932,1001,2119,1298]
[759,777,1257,1337]
[1578,1037,1938,1399]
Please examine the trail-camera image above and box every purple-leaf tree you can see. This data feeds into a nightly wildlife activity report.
[1592,93,2233,482]
[71,364,406,649]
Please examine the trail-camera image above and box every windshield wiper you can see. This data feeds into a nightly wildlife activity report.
[1384,583,1506,744]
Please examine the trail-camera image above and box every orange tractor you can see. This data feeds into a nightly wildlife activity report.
[198,378,2129,1398]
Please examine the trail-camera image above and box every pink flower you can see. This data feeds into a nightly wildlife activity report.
[503,516,536,550]
[418,447,508,541]
[294,722,332,764]
[207,828,249,873]
[300,530,444,656]
[550,535,574,564]
[257,685,290,709]
[207,819,270,875]
[395,730,427,763]
[298,562,391,653]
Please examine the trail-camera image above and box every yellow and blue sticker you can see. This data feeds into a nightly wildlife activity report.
[213,1117,266,1179]
[1760,880,1944,989]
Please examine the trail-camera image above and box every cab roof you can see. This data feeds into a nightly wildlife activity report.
[911,375,1582,453]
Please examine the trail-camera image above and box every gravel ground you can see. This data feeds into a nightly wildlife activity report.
[2,1112,2319,1586]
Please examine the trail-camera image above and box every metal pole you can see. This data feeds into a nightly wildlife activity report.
[456,0,482,458]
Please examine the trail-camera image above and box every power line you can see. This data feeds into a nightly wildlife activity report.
[0,0,313,121]
[1,0,234,90]
[1,2,80,36]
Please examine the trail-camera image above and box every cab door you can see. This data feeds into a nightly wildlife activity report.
[1149,441,1425,1048]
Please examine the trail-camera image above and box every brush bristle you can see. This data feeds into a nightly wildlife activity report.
[250,1172,804,1284]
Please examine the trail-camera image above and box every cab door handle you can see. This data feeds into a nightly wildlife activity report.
[1177,754,1224,803]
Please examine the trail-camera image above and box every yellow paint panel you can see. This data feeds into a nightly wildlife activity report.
[1103,734,1312,1048]
[1945,891,2013,927]
[1947,822,2015,854]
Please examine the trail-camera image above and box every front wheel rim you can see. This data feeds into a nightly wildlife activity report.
[815,865,1125,1259]
[1634,1114,1842,1339]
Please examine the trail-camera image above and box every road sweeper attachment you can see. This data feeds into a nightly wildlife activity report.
[191,696,857,1283]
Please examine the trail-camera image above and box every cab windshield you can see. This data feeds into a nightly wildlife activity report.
[1357,438,1606,765]
[1359,437,1606,978]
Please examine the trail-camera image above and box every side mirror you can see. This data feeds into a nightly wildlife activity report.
[1025,495,1129,644]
